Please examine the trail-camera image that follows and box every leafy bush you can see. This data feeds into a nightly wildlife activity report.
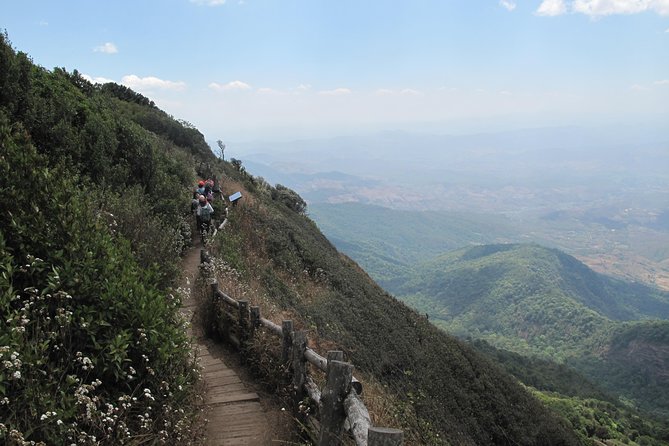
[271,184,307,214]
[0,106,199,444]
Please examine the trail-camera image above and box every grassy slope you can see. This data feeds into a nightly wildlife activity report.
[208,172,580,446]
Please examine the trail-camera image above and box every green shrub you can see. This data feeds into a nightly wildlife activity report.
[0,122,200,444]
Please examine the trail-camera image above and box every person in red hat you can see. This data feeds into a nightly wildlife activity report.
[196,180,206,196]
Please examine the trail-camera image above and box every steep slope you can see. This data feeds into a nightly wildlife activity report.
[204,170,581,445]
[470,340,669,445]
[572,321,669,414]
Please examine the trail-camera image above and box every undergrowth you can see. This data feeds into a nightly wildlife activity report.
[0,121,202,445]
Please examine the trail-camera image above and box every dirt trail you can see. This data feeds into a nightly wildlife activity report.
[179,241,277,445]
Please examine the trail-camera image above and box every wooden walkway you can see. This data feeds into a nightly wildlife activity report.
[180,247,271,445]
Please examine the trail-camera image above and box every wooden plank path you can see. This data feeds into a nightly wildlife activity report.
[180,247,271,445]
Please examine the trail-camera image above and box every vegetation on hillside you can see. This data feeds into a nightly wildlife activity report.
[199,164,582,445]
[391,243,669,416]
[0,31,208,444]
[311,202,669,442]
[535,392,669,446]
[471,340,669,445]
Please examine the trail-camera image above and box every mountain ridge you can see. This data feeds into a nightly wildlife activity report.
[388,243,669,415]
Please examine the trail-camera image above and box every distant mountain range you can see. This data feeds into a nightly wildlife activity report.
[231,128,669,217]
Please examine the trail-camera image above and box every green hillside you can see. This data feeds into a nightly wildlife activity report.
[391,243,669,415]
[467,340,669,444]
[1,32,208,444]
[204,172,582,445]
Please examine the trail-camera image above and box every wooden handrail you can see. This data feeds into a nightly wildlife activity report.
[260,317,283,336]
[200,249,401,446]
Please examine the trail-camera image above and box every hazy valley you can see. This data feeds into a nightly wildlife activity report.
[233,129,669,289]
[229,129,669,442]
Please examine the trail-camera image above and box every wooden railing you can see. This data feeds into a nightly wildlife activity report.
[200,250,403,446]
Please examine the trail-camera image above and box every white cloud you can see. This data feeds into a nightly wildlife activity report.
[499,0,517,11]
[38,20,48,26]
[630,83,650,91]
[654,79,669,85]
[318,88,352,96]
[500,90,513,95]
[537,0,669,17]
[666,27,669,31]
[294,84,312,93]
[122,75,186,91]
[209,80,252,91]
[256,87,289,96]
[375,89,395,96]
[536,0,568,16]
[572,0,669,16]
[190,0,226,5]
[93,42,118,54]
[374,88,422,96]
[82,74,115,84]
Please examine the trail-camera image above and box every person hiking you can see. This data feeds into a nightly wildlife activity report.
[204,179,214,202]
[196,180,206,196]
[191,191,199,214]
[196,195,214,241]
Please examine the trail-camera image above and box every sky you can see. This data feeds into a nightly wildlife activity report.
[2,0,669,143]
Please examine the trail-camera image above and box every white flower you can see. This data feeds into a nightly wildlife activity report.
[12,371,21,379]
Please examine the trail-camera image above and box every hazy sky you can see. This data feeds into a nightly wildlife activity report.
[3,0,668,141]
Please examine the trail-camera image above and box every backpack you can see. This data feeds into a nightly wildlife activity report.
[199,205,212,222]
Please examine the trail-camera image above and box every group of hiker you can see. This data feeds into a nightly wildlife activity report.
[191,179,217,238]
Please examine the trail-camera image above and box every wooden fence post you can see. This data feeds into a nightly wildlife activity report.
[367,427,403,446]
[250,306,260,338]
[282,320,294,364]
[292,330,308,430]
[327,351,344,363]
[205,280,219,338]
[318,360,353,446]
[238,300,249,361]
[211,280,219,299]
